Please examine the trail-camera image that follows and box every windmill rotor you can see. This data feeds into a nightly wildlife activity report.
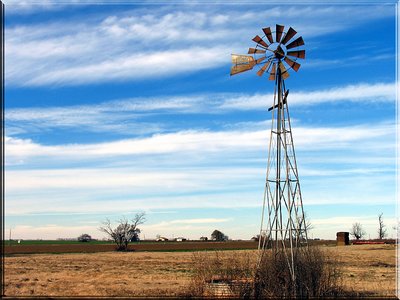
[231,24,305,80]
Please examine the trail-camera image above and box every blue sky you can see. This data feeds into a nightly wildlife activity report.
[4,0,397,240]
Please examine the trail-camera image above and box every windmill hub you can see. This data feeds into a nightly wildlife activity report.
[274,45,286,59]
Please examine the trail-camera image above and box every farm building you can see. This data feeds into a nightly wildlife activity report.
[336,232,350,246]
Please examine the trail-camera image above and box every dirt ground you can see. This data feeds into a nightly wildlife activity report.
[4,244,397,298]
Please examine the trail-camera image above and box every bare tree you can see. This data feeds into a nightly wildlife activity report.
[291,213,313,241]
[378,213,387,239]
[350,222,366,240]
[299,212,314,232]
[99,212,146,251]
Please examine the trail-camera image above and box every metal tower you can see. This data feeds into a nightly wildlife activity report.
[230,24,308,282]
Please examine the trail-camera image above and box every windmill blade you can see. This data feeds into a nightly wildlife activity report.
[276,24,284,43]
[230,64,255,76]
[252,35,269,48]
[279,62,290,80]
[284,56,301,72]
[255,57,266,64]
[248,48,266,54]
[268,63,276,81]
[257,61,271,77]
[286,36,304,50]
[281,27,297,45]
[262,27,274,43]
[287,50,305,59]
[231,54,255,65]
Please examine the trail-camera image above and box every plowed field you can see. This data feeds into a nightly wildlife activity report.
[5,241,259,254]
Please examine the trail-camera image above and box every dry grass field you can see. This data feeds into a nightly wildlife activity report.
[4,244,397,298]
[333,244,397,297]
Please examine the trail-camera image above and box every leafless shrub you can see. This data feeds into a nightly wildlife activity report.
[254,246,343,299]
[186,247,344,299]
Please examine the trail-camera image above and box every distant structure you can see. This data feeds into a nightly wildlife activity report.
[230,24,308,282]
[336,232,350,246]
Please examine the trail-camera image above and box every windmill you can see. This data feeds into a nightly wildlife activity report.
[230,24,308,282]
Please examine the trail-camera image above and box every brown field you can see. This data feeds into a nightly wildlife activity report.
[4,240,259,254]
[4,244,397,298]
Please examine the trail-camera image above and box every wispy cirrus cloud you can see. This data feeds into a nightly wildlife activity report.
[5,121,395,164]
[168,218,231,224]
[220,82,395,109]
[5,125,394,221]
[4,0,67,15]
[6,165,395,217]
[7,224,100,240]
[6,5,393,86]
[23,47,229,86]
[5,82,395,136]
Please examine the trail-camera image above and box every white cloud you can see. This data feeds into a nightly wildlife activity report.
[312,215,396,226]
[4,0,63,15]
[6,191,263,217]
[5,121,394,165]
[5,130,267,162]
[5,82,395,137]
[168,218,231,224]
[5,167,259,192]
[4,120,395,217]
[221,82,395,110]
[5,5,394,86]
[7,224,101,240]
[23,46,228,86]
[5,8,236,86]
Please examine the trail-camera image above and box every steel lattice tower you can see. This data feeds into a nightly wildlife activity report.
[230,24,308,283]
